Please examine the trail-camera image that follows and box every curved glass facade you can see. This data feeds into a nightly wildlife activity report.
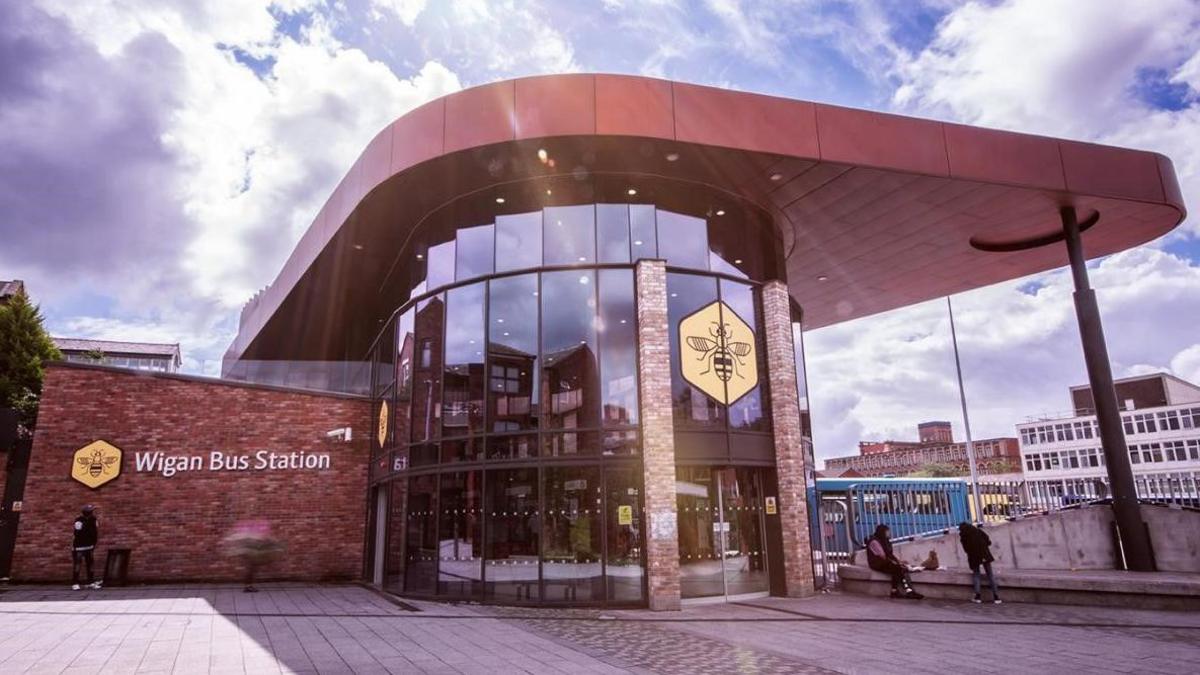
[365,179,785,606]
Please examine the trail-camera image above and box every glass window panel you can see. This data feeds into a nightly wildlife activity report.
[602,429,639,456]
[396,308,415,402]
[629,205,657,260]
[438,471,483,598]
[487,433,539,460]
[605,465,645,604]
[455,224,495,280]
[410,443,438,468]
[542,270,600,430]
[597,204,631,263]
[485,467,540,602]
[676,466,722,598]
[722,280,768,432]
[411,295,444,442]
[544,205,596,265]
[724,468,768,595]
[656,210,708,269]
[427,240,456,290]
[667,273,724,429]
[443,283,486,438]
[599,269,638,426]
[543,431,600,457]
[488,275,539,432]
[384,478,408,592]
[543,466,604,604]
[404,474,438,594]
[495,212,542,272]
[441,438,484,464]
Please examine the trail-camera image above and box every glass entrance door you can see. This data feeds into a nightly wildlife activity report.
[677,466,769,600]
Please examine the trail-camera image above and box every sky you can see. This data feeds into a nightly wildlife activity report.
[2,0,1199,467]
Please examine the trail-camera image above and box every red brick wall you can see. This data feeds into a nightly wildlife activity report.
[11,364,371,584]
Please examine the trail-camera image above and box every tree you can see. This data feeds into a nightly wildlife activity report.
[0,290,61,434]
[908,463,962,478]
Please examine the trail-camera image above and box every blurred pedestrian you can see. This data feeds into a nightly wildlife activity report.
[71,505,101,590]
[959,522,1001,604]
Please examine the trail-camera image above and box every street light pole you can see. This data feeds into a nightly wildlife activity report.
[1060,206,1155,571]
[947,297,983,522]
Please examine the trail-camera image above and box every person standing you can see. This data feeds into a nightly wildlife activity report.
[865,524,923,599]
[72,505,101,590]
[958,522,1001,604]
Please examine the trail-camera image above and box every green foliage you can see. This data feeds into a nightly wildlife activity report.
[82,348,106,362]
[0,291,61,433]
[908,462,962,478]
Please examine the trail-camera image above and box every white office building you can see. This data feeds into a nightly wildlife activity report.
[1016,373,1200,502]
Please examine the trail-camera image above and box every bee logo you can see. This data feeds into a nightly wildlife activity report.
[71,441,123,489]
[377,400,390,448]
[679,301,759,405]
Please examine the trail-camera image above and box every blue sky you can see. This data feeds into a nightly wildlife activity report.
[2,0,1199,463]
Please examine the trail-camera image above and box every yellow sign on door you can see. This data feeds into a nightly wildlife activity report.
[71,440,122,489]
[617,504,633,526]
[377,400,389,448]
[765,496,777,515]
[679,301,758,405]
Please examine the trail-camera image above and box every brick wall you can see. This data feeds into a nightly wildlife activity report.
[636,260,681,610]
[11,363,371,584]
[761,281,815,597]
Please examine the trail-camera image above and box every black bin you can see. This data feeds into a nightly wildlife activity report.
[103,548,131,587]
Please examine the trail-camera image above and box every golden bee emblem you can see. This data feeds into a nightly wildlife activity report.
[71,440,123,489]
[377,400,390,448]
[679,301,759,405]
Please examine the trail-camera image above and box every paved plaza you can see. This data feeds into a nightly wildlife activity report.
[1,584,1198,674]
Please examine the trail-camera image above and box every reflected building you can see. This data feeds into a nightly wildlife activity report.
[221,75,1186,608]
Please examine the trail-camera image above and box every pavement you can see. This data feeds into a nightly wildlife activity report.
[1,583,1198,674]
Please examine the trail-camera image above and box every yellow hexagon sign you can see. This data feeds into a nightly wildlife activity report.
[71,440,122,489]
[680,301,759,405]
[377,400,389,448]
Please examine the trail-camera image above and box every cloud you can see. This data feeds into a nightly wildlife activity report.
[370,0,428,26]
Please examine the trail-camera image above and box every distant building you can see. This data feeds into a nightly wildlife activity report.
[0,279,25,306]
[1017,373,1200,500]
[53,337,182,373]
[825,422,1021,477]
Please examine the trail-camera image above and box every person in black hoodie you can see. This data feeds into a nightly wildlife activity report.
[865,524,923,599]
[958,521,1001,604]
[71,505,101,590]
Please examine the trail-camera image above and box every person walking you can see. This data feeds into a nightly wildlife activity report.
[865,524,923,599]
[71,505,101,590]
[958,522,1001,604]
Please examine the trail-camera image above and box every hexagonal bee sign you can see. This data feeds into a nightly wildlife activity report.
[377,400,390,448]
[71,440,122,489]
[679,301,758,405]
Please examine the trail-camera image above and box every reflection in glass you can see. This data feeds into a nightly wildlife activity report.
[485,467,540,602]
[544,205,596,265]
[599,269,638,426]
[394,308,415,445]
[443,283,486,438]
[439,471,483,597]
[656,210,708,269]
[411,295,444,442]
[441,438,483,463]
[495,212,542,272]
[384,478,408,592]
[405,474,438,594]
[723,467,768,595]
[629,205,656,260]
[488,275,539,431]
[676,466,722,598]
[667,274,724,429]
[427,239,456,290]
[456,224,495,280]
[544,431,599,457]
[543,466,603,603]
[602,430,639,456]
[597,204,631,264]
[488,434,538,460]
[721,280,768,432]
[374,321,396,397]
[605,465,645,604]
[542,270,599,430]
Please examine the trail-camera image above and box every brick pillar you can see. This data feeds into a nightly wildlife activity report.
[761,280,815,597]
[636,259,681,610]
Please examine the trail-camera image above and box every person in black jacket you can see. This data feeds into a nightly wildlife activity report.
[72,505,101,590]
[958,522,1000,604]
[865,524,923,599]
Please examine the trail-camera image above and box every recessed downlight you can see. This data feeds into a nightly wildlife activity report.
[770,173,783,181]
[495,197,506,204]
[817,275,828,282]
[666,152,679,162]
[627,188,637,196]
[734,259,743,264]
[716,209,725,216]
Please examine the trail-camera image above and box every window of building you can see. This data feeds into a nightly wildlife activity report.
[543,205,596,266]
[495,212,542,272]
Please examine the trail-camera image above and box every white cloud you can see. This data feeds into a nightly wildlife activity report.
[410,0,578,75]
[370,0,428,26]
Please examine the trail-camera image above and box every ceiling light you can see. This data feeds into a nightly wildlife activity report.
[495,197,506,204]
[619,319,627,324]
[666,152,679,162]
[716,210,725,216]
[503,332,510,336]
[353,244,364,250]
[546,189,552,195]
[769,173,783,181]
[633,240,643,246]
[670,292,678,298]
[579,275,589,284]
[497,318,504,323]
[578,256,586,262]
[627,188,637,196]
[817,275,828,282]
[416,253,424,260]
[734,259,743,264]
[537,148,548,162]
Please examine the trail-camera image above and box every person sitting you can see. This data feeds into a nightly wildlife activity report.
[958,522,1002,604]
[865,524,923,599]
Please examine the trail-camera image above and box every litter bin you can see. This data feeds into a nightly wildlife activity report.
[103,548,131,587]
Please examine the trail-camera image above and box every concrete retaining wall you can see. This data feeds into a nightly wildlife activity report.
[884,505,1199,573]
